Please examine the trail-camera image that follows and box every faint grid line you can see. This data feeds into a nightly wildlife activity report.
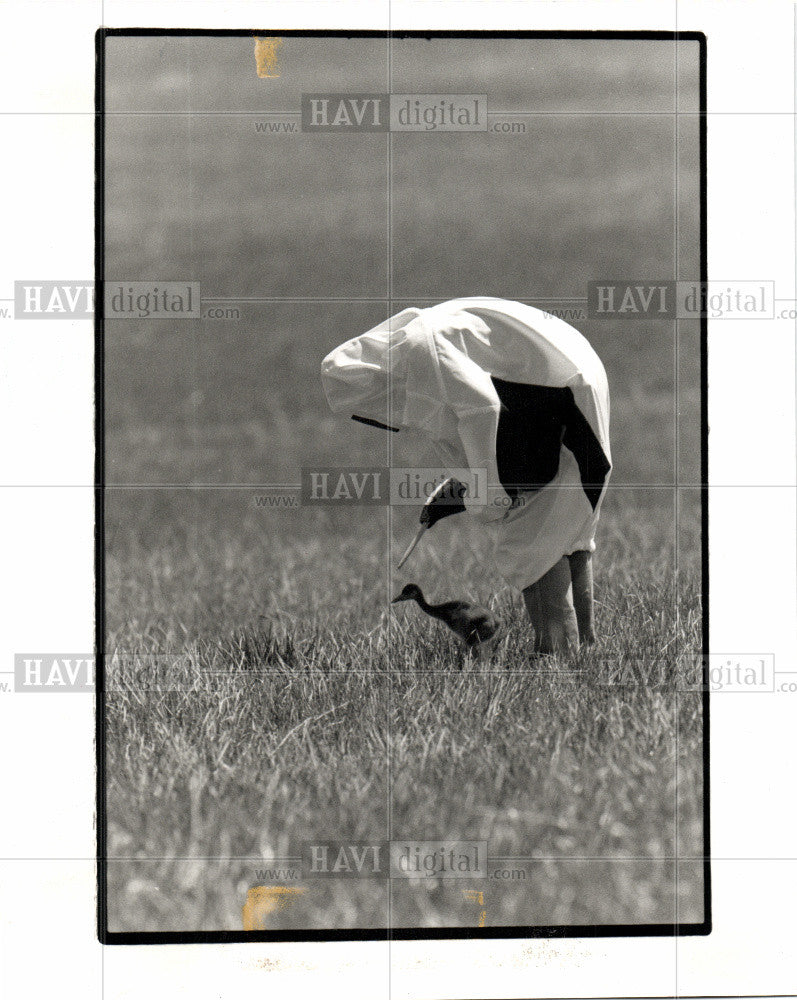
[674,8,682,988]
[790,31,797,1000]
[187,40,199,490]
[75,855,797,863]
[387,20,395,972]
[50,482,797,486]
[197,296,588,302]
[20,110,797,116]
[101,13,106,993]
[102,9,106,1000]
[101,671,605,678]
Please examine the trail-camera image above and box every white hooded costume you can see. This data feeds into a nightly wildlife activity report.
[321,297,611,591]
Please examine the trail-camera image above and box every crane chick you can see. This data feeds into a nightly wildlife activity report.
[391,584,503,659]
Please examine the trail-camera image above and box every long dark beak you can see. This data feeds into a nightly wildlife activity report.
[391,593,408,603]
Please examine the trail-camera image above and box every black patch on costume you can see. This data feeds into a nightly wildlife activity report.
[490,377,610,510]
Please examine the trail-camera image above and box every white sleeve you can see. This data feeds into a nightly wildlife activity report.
[431,336,511,521]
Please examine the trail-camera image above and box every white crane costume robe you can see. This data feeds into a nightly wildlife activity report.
[321,297,611,591]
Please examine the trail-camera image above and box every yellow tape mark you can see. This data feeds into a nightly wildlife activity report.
[242,885,305,930]
[254,37,283,78]
[462,888,486,927]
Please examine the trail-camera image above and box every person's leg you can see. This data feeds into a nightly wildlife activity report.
[567,549,596,644]
[523,580,544,651]
[522,556,579,653]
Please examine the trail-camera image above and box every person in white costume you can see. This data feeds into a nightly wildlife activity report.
[321,297,611,653]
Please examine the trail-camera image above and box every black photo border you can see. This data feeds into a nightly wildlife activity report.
[95,27,710,945]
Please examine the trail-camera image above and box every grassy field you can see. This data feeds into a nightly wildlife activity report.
[102,35,704,932]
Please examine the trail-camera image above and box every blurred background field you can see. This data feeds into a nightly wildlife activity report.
[102,34,704,932]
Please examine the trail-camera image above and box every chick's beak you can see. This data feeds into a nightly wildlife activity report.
[391,594,407,603]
